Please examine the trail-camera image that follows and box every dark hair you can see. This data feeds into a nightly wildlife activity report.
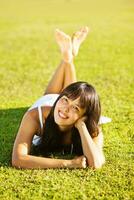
[35,81,101,156]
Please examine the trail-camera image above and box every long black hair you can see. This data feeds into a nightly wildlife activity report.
[34,81,101,156]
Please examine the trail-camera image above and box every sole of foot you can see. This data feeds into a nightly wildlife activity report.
[55,29,73,63]
[72,26,89,56]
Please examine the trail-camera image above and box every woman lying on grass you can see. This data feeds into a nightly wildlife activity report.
[12,27,109,169]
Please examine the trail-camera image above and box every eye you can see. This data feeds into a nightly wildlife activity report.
[61,97,68,104]
[72,105,79,112]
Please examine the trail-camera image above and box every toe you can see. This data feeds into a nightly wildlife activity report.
[55,29,61,36]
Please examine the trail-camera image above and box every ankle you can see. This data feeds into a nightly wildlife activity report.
[62,55,74,64]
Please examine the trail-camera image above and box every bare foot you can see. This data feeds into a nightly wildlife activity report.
[55,29,73,63]
[72,26,89,56]
[72,155,87,169]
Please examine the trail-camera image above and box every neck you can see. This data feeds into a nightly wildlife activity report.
[58,125,73,132]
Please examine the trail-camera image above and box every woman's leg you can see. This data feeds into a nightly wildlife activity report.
[62,60,76,89]
[44,60,76,94]
[44,27,89,95]
[63,26,89,89]
[44,29,76,94]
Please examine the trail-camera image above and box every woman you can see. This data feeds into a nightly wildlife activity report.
[12,27,109,169]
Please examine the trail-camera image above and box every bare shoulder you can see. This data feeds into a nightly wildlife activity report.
[14,109,41,146]
[42,106,52,120]
[23,108,40,128]
[21,106,51,136]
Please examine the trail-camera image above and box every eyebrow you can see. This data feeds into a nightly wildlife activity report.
[74,103,82,109]
[75,103,80,107]
[66,96,82,108]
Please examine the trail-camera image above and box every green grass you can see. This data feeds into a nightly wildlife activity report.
[0,0,134,199]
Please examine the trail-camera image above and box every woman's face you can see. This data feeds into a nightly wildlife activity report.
[54,95,86,130]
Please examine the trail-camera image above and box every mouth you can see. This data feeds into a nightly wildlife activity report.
[58,111,68,119]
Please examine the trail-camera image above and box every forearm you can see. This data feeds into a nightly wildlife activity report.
[12,154,73,169]
[77,123,104,169]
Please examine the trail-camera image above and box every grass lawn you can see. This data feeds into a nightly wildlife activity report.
[0,0,134,199]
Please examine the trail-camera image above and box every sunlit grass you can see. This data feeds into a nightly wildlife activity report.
[0,0,133,199]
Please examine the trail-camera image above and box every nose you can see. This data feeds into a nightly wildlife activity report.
[63,105,69,113]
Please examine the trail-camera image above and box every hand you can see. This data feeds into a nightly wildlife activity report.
[71,155,87,169]
[74,116,87,129]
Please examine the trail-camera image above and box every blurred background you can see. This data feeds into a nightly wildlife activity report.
[0,0,133,107]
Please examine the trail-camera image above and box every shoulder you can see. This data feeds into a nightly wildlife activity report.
[20,109,40,134]
[27,106,52,136]
[27,108,39,123]
[41,106,52,120]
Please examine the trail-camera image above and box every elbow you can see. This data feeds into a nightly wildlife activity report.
[12,158,19,168]
[95,156,105,169]
[12,156,21,168]
[93,162,104,169]
[88,155,105,169]
[88,163,102,170]
[12,155,25,169]
[89,162,104,170]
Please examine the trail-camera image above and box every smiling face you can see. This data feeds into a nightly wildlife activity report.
[54,96,86,130]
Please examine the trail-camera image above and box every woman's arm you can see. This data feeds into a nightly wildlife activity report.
[75,118,105,169]
[12,110,86,169]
